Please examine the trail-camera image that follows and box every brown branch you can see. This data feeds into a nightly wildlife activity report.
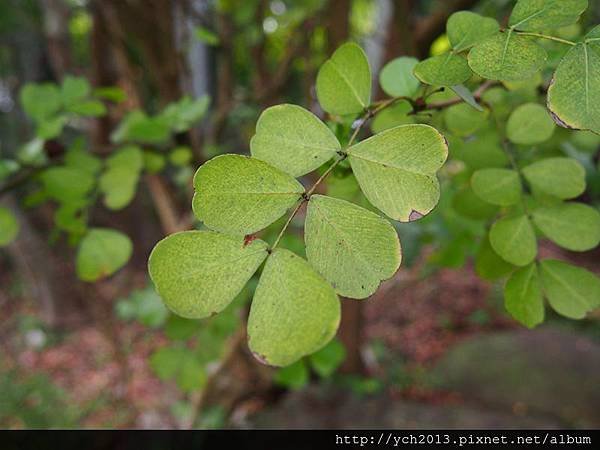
[144,174,187,235]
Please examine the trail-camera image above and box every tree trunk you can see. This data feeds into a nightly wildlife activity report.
[40,0,73,79]
[2,198,87,327]
[326,0,351,54]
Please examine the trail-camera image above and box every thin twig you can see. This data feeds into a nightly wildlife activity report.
[270,99,395,250]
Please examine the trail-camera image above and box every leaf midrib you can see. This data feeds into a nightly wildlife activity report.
[329,60,367,108]
[348,153,434,176]
[542,264,592,311]
[258,134,339,153]
[310,202,380,281]
[177,248,266,283]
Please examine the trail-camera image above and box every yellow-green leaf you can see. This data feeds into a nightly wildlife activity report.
[447,11,500,52]
[247,249,340,367]
[99,146,144,210]
[316,43,371,116]
[490,214,537,266]
[192,155,304,235]
[413,53,472,86]
[148,231,268,319]
[539,259,600,319]
[532,202,600,251]
[76,228,132,282]
[347,124,448,222]
[547,26,600,134]
[468,31,547,81]
[504,263,544,328]
[509,0,588,32]
[522,157,585,199]
[506,103,555,145]
[471,168,522,206]
[305,195,401,299]
[250,104,340,177]
[379,57,420,97]
[0,207,19,247]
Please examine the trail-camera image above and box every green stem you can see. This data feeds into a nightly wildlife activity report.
[514,31,576,46]
[501,141,532,217]
[270,100,392,251]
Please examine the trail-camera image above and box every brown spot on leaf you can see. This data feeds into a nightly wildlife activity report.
[251,351,271,366]
[409,210,424,221]
[548,109,575,130]
[243,234,257,247]
[442,134,449,149]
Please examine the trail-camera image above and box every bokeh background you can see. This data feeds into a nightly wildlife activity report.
[1,0,600,429]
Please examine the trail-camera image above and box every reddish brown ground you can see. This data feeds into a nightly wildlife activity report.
[1,241,599,428]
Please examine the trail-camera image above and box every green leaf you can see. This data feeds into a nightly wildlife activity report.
[274,361,309,390]
[17,138,45,166]
[450,84,484,112]
[490,214,537,266]
[532,202,600,251]
[379,57,420,97]
[115,287,168,328]
[76,228,132,281]
[506,103,555,145]
[471,168,522,206]
[539,259,600,319]
[177,356,207,392]
[20,83,61,121]
[347,124,448,222]
[54,202,87,235]
[316,42,371,115]
[41,167,95,203]
[93,86,126,103]
[447,11,500,52]
[452,128,509,169]
[111,111,170,144]
[250,104,340,177]
[475,236,515,281]
[150,347,207,392]
[99,167,139,210]
[308,339,346,378]
[161,96,210,132]
[106,145,144,171]
[413,53,472,86]
[64,149,102,175]
[36,115,68,139]
[67,100,106,117]
[509,0,588,32]
[371,101,415,133]
[247,249,340,367]
[522,157,585,199]
[504,263,544,328]
[165,315,199,341]
[169,146,193,167]
[547,26,600,134]
[0,207,19,246]
[192,155,304,235]
[305,195,401,299]
[150,347,184,380]
[99,146,144,210]
[144,151,166,174]
[194,25,219,46]
[61,76,90,106]
[468,31,547,81]
[148,231,268,319]
[453,187,498,220]
[444,103,489,137]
